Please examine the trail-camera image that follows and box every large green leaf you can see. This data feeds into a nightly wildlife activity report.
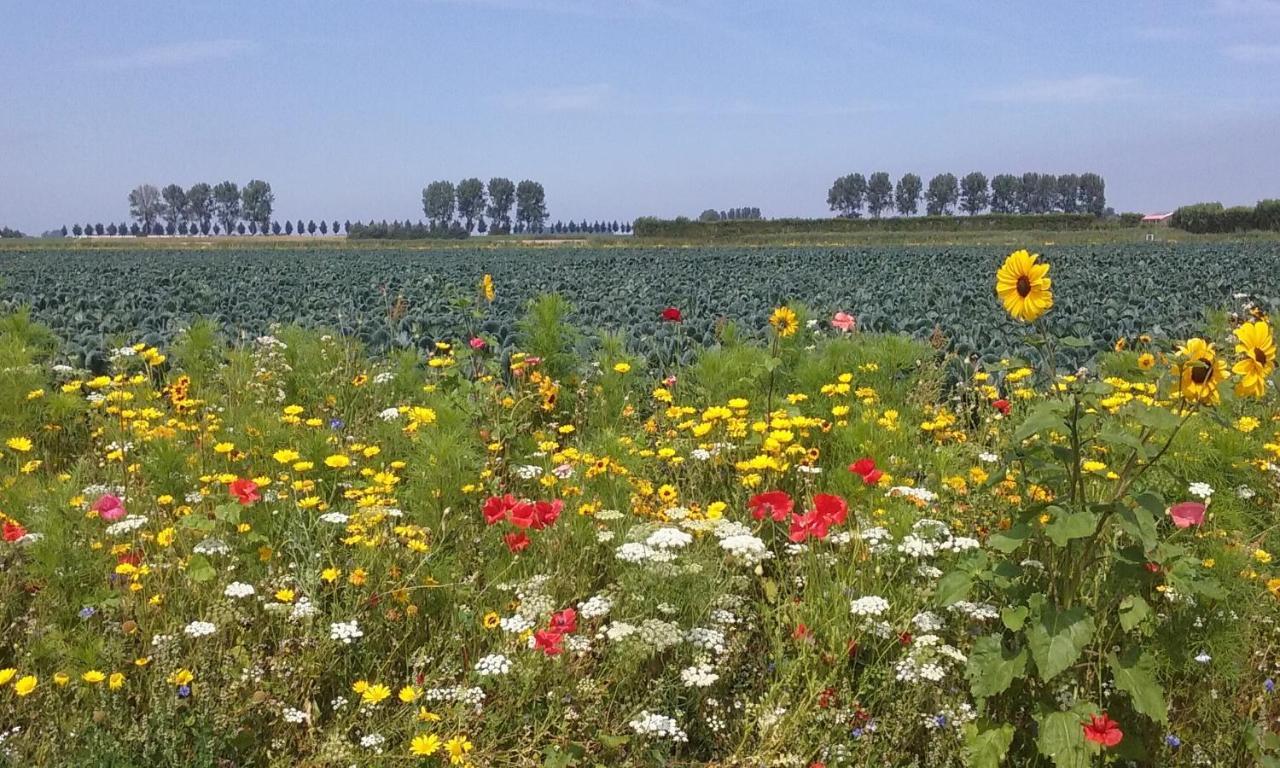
[1118,595,1152,632]
[1027,604,1095,682]
[967,634,1028,698]
[1108,648,1168,723]
[1014,401,1069,443]
[1045,508,1097,547]
[963,721,1015,768]
[1036,711,1090,768]
[934,570,973,607]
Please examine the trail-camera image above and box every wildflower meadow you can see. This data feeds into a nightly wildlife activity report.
[2,250,1280,767]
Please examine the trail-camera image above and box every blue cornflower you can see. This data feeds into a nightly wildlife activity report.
[1165,734,1182,749]
[78,606,97,619]
[177,684,192,699]
[329,418,344,430]
[1266,678,1275,694]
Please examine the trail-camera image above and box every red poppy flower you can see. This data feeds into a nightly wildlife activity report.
[1144,562,1161,573]
[1168,501,1206,529]
[504,532,530,552]
[531,499,563,530]
[792,623,813,641]
[508,501,536,529]
[812,494,848,526]
[3,520,27,542]
[788,510,830,543]
[116,550,142,567]
[550,607,577,633]
[748,491,793,522]
[229,478,260,505]
[992,399,1011,416]
[898,631,913,645]
[483,494,518,526]
[848,458,882,484]
[661,307,683,322]
[1083,713,1123,748]
[533,629,565,656]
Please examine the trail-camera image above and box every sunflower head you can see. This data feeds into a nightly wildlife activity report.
[1174,337,1228,405]
[1232,320,1275,398]
[769,306,800,338]
[995,249,1053,323]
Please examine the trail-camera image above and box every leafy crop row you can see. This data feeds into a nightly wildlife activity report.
[1,245,1277,369]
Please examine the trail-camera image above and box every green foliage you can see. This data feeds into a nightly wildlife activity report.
[634,213,1108,237]
[1171,199,1280,233]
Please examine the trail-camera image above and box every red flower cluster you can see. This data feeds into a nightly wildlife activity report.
[848,457,884,485]
[748,491,793,522]
[229,477,260,505]
[992,398,1011,416]
[3,519,27,542]
[661,307,683,322]
[748,491,848,544]
[1083,713,1123,747]
[534,607,578,656]
[483,494,564,552]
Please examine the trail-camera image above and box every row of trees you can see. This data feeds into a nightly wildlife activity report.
[827,172,1106,218]
[420,178,549,234]
[66,220,350,237]
[698,207,763,222]
[127,180,275,233]
[547,220,631,234]
[1170,200,1280,233]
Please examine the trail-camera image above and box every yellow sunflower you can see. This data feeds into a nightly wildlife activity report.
[769,306,799,338]
[1174,337,1228,405]
[1232,320,1275,398]
[995,250,1053,322]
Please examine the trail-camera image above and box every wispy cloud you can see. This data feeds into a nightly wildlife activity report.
[977,75,1141,104]
[1136,26,1194,41]
[1224,43,1280,61]
[89,39,255,70]
[1213,0,1280,14]
[422,0,694,21]
[498,84,889,117]
[500,83,615,113]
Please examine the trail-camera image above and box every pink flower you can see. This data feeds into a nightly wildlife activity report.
[469,337,487,350]
[831,311,855,332]
[92,494,126,522]
[229,477,260,505]
[1168,501,1206,529]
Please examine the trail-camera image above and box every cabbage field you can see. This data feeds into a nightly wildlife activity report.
[1,244,1277,368]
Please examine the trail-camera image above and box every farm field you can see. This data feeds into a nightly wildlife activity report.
[0,247,1279,767]
[1,243,1278,370]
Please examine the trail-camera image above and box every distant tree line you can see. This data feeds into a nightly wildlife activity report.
[67,217,351,238]
[546,220,629,234]
[1170,200,1280,233]
[419,177,549,235]
[828,171,1106,218]
[1,226,25,238]
[118,180,275,235]
[63,180,350,237]
[698,207,763,222]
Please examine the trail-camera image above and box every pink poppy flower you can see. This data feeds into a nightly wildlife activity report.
[469,337,487,350]
[1168,501,1206,529]
[831,311,855,332]
[92,494,126,522]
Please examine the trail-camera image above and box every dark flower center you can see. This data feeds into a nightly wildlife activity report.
[1256,348,1269,365]
[1190,359,1213,385]
[1016,276,1031,298]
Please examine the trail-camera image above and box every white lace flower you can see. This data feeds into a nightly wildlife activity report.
[224,581,256,599]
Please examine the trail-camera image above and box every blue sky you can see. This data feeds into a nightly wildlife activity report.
[2,0,1279,232]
